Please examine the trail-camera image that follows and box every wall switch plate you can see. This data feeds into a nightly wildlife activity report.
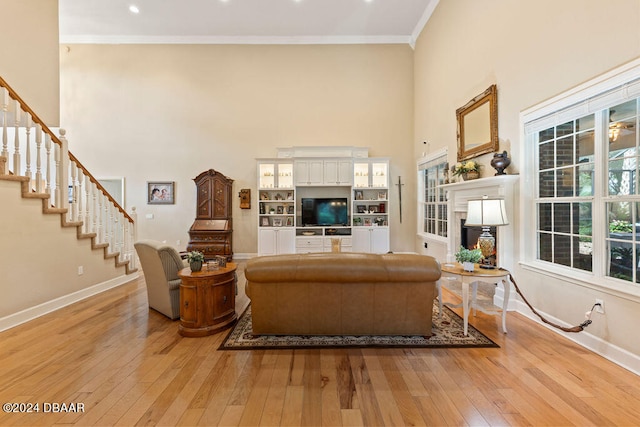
[145,213,154,219]
[78,266,84,275]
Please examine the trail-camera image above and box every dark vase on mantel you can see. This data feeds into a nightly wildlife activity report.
[491,151,511,175]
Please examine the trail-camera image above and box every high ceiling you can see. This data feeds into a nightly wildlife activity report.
[58,0,438,45]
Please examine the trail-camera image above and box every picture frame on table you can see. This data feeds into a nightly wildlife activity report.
[364,218,372,226]
[357,205,366,213]
[287,205,295,214]
[276,206,284,214]
[378,191,387,200]
[148,181,175,204]
[286,217,293,226]
[355,190,364,200]
[261,217,270,226]
[368,205,378,213]
[273,218,283,227]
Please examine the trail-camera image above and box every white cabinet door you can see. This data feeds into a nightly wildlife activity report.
[276,228,296,254]
[258,229,277,255]
[295,160,323,186]
[324,160,352,185]
[352,227,389,253]
[259,228,296,255]
[370,227,389,253]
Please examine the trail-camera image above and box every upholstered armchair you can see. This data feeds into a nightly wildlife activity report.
[134,240,188,320]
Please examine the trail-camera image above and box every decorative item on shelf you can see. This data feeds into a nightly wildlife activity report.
[454,246,483,272]
[238,189,251,209]
[451,160,481,181]
[331,238,341,252]
[187,251,205,272]
[216,255,227,268]
[490,151,511,175]
[464,196,509,269]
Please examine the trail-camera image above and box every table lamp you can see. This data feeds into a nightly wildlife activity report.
[465,196,509,269]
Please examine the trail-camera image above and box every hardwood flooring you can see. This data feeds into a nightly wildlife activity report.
[1,272,639,426]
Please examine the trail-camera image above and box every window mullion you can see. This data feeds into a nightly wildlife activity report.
[592,110,607,277]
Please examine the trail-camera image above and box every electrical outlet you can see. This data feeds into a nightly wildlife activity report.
[77,266,84,275]
[595,298,605,314]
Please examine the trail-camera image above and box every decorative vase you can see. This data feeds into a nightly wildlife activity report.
[462,261,475,272]
[490,151,511,175]
[462,170,479,180]
[190,260,203,272]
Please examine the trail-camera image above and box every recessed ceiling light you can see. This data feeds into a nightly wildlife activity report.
[129,5,140,14]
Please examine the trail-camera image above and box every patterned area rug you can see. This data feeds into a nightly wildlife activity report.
[219,303,498,350]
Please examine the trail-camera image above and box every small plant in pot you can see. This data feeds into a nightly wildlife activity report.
[454,246,483,272]
[187,251,205,272]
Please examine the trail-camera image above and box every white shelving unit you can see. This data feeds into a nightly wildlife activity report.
[257,149,390,256]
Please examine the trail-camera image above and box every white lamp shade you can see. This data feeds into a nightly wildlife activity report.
[465,198,509,226]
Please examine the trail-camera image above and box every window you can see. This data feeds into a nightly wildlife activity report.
[418,152,448,238]
[524,59,640,293]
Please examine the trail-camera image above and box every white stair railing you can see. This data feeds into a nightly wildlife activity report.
[0,76,136,272]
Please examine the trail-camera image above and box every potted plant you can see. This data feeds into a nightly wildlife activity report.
[187,250,205,272]
[451,160,481,180]
[454,246,483,271]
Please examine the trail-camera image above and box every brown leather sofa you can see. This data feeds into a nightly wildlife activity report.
[245,252,441,336]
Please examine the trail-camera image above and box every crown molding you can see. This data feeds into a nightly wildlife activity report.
[410,0,439,49]
[59,35,413,45]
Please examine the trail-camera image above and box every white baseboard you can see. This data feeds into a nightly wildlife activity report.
[233,252,256,260]
[0,273,140,332]
[515,300,640,377]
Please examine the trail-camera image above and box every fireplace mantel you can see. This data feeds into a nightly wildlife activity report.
[442,174,519,309]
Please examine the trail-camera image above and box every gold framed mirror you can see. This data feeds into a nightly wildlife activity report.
[456,84,498,161]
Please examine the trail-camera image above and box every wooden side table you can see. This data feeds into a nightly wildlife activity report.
[437,263,511,336]
[178,263,237,337]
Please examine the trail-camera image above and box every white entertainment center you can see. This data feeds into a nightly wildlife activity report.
[257,147,390,256]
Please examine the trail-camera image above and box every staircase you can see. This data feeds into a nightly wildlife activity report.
[0,76,137,274]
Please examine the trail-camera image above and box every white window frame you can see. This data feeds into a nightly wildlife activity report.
[520,58,640,300]
[417,148,448,242]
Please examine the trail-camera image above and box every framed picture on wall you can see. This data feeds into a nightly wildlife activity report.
[148,181,175,204]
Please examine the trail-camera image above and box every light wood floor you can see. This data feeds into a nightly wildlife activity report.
[1,273,639,426]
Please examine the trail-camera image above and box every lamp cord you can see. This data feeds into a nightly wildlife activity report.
[503,270,596,333]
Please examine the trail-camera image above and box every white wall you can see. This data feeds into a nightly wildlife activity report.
[0,180,132,321]
[59,44,416,256]
[0,0,60,125]
[414,0,640,360]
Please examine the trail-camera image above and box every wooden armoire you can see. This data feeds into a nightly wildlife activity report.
[187,169,233,261]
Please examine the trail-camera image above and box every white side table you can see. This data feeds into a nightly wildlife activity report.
[436,263,511,336]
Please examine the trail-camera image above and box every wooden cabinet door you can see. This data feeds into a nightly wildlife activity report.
[212,276,235,320]
[180,283,197,327]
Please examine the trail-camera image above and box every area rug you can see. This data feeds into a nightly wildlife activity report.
[219,303,498,350]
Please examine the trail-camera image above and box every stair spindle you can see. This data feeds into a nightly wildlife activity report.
[12,100,21,176]
[25,113,32,184]
[44,134,52,196]
[35,123,43,192]
[1,87,8,159]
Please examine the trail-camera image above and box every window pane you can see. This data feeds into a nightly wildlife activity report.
[609,158,636,195]
[577,164,594,196]
[556,136,574,167]
[554,234,572,266]
[539,141,555,170]
[538,203,552,231]
[574,236,592,272]
[538,232,552,262]
[608,201,632,238]
[557,121,574,137]
[539,170,555,197]
[573,202,592,236]
[608,240,633,282]
[576,114,595,131]
[577,130,594,162]
[554,203,571,234]
[539,127,554,143]
[556,167,574,197]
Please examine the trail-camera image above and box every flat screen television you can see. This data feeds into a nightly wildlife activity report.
[301,198,348,226]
